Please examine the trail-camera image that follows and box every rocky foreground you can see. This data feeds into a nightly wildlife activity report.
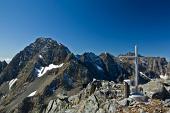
[43,79,170,113]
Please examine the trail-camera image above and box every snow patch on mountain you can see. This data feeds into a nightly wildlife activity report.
[96,65,103,71]
[28,91,37,97]
[9,78,18,90]
[39,55,43,59]
[36,63,64,77]
[140,72,151,80]
[19,61,22,66]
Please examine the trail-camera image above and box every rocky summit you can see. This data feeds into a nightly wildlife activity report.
[0,38,170,113]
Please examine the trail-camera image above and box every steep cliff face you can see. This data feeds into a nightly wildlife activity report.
[166,62,170,75]
[119,54,168,79]
[77,52,133,83]
[0,61,7,74]
[99,53,133,82]
[139,57,167,78]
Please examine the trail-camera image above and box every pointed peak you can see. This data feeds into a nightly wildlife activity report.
[0,60,7,64]
[83,52,96,56]
[35,37,57,44]
[100,52,114,58]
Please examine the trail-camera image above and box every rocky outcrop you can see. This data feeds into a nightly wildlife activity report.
[166,62,170,75]
[44,80,170,113]
[78,52,105,80]
[119,53,168,84]
[100,53,133,82]
[152,86,170,101]
[140,57,167,78]
[43,80,122,113]
[77,52,133,83]
[140,79,170,101]
[0,61,7,74]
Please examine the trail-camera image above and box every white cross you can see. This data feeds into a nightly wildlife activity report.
[119,45,139,93]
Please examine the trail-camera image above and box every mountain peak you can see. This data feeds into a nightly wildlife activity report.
[0,60,7,73]
[35,37,56,43]
[33,37,58,48]
[0,37,71,85]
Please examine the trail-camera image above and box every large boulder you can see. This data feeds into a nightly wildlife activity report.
[152,86,170,101]
[82,95,99,113]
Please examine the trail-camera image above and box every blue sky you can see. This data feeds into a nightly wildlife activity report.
[0,0,170,61]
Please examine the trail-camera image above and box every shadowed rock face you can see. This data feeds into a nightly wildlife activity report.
[0,38,169,113]
[166,62,170,75]
[152,86,170,101]
[99,53,133,82]
[0,61,7,74]
[118,53,168,83]
[140,57,167,78]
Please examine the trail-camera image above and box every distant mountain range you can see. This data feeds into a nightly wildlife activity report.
[0,38,169,113]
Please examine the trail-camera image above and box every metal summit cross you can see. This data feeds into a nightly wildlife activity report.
[119,45,139,93]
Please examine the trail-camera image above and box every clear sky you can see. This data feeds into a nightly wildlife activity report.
[0,0,170,61]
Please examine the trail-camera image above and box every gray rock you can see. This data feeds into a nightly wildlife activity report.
[82,94,99,113]
[49,100,57,113]
[68,94,80,105]
[45,98,69,113]
[46,100,54,113]
[152,86,170,101]
[164,99,170,107]
[96,108,105,113]
[118,98,129,106]
[103,99,117,113]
